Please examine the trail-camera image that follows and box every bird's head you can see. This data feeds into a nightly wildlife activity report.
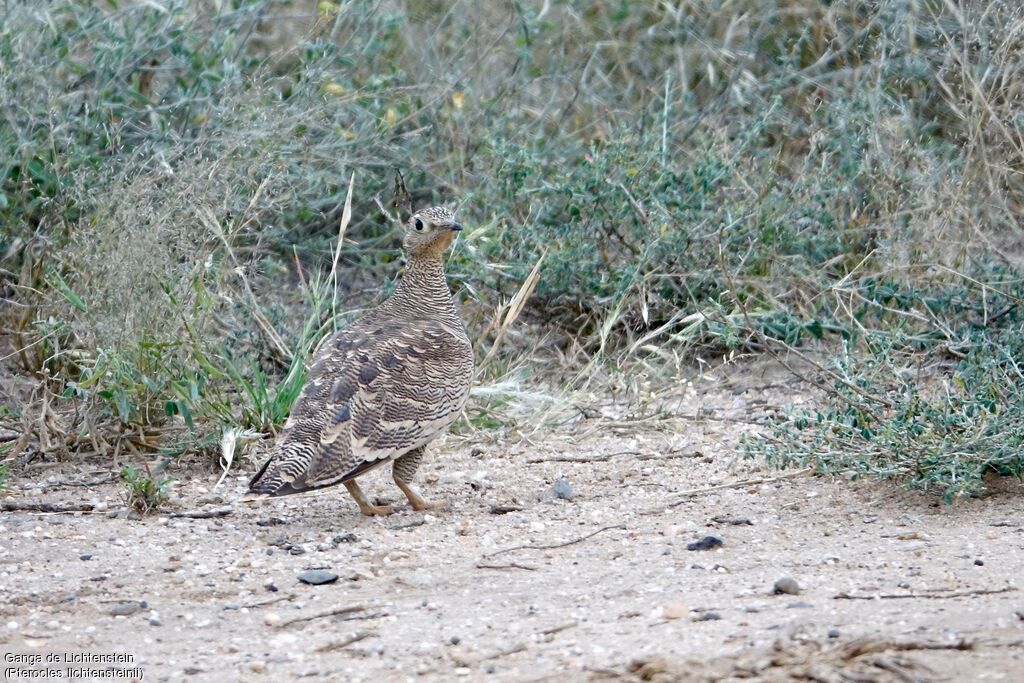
[403,205,462,259]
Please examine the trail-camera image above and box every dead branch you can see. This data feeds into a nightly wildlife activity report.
[241,595,294,609]
[540,621,578,636]
[640,468,813,515]
[476,561,538,571]
[2,501,97,513]
[275,605,367,628]
[835,587,1015,601]
[488,504,524,515]
[527,449,697,464]
[315,631,375,653]
[169,507,234,519]
[483,524,625,559]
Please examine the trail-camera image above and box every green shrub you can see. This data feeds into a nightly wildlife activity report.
[0,1,1021,499]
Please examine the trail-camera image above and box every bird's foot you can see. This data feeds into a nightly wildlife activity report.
[357,502,394,517]
[409,497,447,512]
[344,480,394,517]
[394,477,447,512]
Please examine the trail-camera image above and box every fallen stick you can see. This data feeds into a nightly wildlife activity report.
[315,631,375,653]
[242,595,294,609]
[539,621,577,636]
[835,587,1015,601]
[640,468,813,515]
[276,605,366,628]
[476,561,538,571]
[2,501,96,513]
[483,524,625,559]
[169,507,233,519]
[527,450,696,464]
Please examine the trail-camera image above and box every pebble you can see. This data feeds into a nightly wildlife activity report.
[297,570,339,586]
[687,535,724,551]
[699,611,721,621]
[773,577,801,595]
[974,559,984,566]
[828,628,840,638]
[79,554,92,561]
[786,601,813,609]
[551,478,574,501]
[661,602,688,620]
[449,635,461,645]
[263,613,282,627]
[249,661,266,673]
[110,601,145,616]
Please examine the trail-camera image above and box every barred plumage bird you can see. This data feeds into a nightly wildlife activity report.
[249,206,473,515]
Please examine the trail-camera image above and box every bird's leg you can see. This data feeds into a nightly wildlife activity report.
[393,447,447,511]
[343,480,393,516]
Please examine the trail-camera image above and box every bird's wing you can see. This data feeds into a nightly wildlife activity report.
[249,319,473,494]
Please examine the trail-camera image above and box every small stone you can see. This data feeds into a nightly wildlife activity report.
[786,601,813,609]
[700,611,721,621]
[773,577,801,595]
[60,593,76,603]
[974,559,984,566]
[662,602,688,620]
[249,661,266,673]
[687,535,724,551]
[110,602,142,616]
[149,615,162,627]
[550,478,574,501]
[334,533,357,544]
[449,635,461,645]
[485,665,496,674]
[827,628,840,638]
[297,570,339,586]
[265,582,278,593]
[79,554,92,561]
[263,613,282,627]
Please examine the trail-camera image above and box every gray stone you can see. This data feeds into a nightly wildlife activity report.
[773,577,801,595]
[297,570,339,586]
[687,535,724,551]
[110,602,142,616]
[551,478,574,501]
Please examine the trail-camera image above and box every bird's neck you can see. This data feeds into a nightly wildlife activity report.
[392,254,456,314]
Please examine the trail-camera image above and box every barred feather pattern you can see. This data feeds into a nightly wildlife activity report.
[249,211,473,497]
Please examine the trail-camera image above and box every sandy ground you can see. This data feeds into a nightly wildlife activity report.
[1,377,1023,682]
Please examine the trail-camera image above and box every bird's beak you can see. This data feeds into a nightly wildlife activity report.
[450,223,463,232]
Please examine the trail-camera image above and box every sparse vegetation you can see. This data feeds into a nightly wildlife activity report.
[1,1,1022,497]
[119,464,173,514]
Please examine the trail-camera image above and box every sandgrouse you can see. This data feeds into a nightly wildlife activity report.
[249,206,474,515]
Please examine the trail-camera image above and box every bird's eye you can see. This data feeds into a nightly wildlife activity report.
[414,218,424,231]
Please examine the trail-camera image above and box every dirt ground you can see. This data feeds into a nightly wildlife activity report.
[1,373,1023,682]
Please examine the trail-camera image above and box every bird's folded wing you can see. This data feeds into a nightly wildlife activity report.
[293,322,474,488]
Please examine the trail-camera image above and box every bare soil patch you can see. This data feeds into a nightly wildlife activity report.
[1,379,1022,682]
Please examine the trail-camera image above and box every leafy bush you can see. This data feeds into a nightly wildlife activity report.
[0,1,1021,496]
[120,464,172,514]
[747,314,1024,501]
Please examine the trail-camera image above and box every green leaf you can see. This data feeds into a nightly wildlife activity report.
[48,270,87,312]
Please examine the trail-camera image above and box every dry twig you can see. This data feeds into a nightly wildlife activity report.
[834,587,1015,601]
[482,524,625,559]
[275,605,367,628]
[476,561,538,571]
[169,507,234,519]
[640,468,812,515]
